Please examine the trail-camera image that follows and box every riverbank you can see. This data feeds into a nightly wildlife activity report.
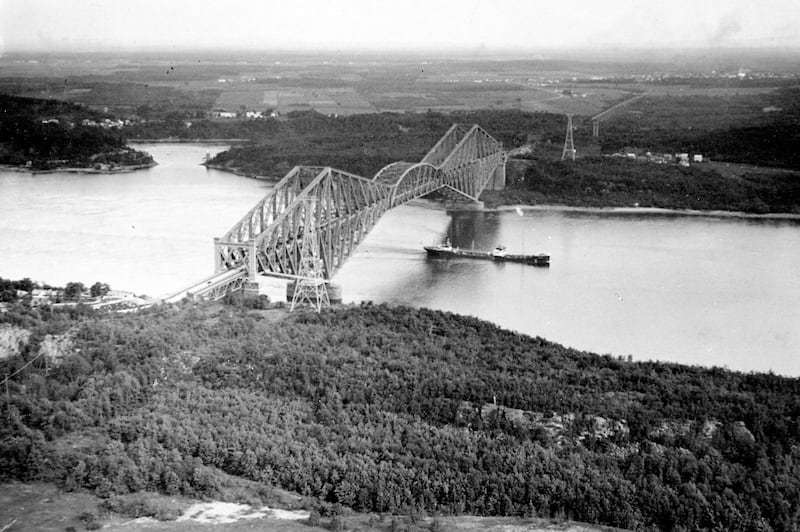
[204,162,278,180]
[490,203,800,221]
[408,198,800,221]
[0,161,158,175]
[206,163,800,220]
[3,302,798,530]
[129,138,250,143]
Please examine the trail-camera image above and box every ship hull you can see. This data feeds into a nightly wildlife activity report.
[424,246,550,267]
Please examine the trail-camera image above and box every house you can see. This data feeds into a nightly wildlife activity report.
[30,288,61,306]
[212,109,238,119]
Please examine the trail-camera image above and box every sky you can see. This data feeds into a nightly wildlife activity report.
[2,0,800,55]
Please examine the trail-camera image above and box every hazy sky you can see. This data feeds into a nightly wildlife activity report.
[2,0,799,54]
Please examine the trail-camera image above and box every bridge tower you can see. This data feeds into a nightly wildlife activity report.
[562,114,576,161]
[289,200,330,312]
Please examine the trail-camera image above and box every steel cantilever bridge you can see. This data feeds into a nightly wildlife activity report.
[164,124,505,303]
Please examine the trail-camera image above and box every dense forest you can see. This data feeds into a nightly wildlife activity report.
[488,157,800,214]
[2,299,799,531]
[199,110,566,178]
[0,95,153,170]
[598,88,800,170]
[187,105,800,215]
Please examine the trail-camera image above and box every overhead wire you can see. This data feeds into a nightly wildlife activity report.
[0,303,181,387]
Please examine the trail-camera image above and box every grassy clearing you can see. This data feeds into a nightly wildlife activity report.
[0,482,619,532]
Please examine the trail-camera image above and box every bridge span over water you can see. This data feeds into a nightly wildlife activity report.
[164,124,505,303]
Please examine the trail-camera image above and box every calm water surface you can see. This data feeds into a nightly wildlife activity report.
[1,144,799,375]
[0,144,271,297]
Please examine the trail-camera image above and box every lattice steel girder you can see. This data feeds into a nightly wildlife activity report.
[221,166,324,245]
[389,162,441,207]
[216,123,506,283]
[243,167,392,279]
[422,123,474,167]
[187,269,248,301]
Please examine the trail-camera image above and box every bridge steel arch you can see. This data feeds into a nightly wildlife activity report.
[203,123,504,296]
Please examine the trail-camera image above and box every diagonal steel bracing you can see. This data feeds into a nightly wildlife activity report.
[214,123,504,284]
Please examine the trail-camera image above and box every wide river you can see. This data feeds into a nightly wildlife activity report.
[1,144,799,376]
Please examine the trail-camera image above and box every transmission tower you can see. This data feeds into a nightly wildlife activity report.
[289,201,330,313]
[561,114,576,161]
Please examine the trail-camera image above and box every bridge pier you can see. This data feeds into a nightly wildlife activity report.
[485,156,506,191]
[441,199,485,211]
[213,237,223,272]
[243,281,260,298]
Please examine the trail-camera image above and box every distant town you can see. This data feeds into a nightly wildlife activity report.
[0,278,152,313]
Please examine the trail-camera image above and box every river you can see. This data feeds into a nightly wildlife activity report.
[1,144,799,376]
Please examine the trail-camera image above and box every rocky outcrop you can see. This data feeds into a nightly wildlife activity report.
[38,333,73,365]
[0,324,30,360]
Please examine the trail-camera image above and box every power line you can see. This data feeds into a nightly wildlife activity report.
[0,304,179,388]
[561,114,576,162]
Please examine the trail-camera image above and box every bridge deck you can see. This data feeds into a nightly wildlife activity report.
[162,265,248,303]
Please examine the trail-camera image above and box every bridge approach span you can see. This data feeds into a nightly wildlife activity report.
[163,265,249,303]
[207,123,504,293]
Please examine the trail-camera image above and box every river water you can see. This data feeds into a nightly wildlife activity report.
[1,144,799,376]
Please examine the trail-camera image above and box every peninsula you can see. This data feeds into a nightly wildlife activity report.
[0,94,155,172]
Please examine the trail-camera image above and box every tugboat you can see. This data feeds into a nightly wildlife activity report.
[424,239,550,267]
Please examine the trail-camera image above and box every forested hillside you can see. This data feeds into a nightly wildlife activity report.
[2,301,799,531]
[598,88,800,170]
[488,156,800,214]
[202,110,566,178]
[0,95,154,170]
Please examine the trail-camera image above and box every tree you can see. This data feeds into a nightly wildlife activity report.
[13,278,35,293]
[64,282,86,301]
[90,282,111,298]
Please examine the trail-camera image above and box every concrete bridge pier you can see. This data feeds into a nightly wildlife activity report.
[243,281,260,298]
[485,155,507,191]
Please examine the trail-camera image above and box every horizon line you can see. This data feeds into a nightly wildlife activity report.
[4,44,800,59]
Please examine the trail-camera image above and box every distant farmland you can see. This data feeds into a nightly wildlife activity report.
[207,79,632,116]
[213,84,375,115]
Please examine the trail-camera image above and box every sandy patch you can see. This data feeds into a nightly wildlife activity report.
[177,501,309,524]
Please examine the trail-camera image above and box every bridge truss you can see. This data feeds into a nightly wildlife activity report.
[187,124,504,300]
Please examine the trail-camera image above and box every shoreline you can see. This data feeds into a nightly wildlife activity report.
[410,199,800,221]
[0,161,158,175]
[184,162,800,221]
[129,138,251,144]
[203,163,278,180]
[487,203,800,221]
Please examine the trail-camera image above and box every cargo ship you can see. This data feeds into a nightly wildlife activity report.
[424,240,550,267]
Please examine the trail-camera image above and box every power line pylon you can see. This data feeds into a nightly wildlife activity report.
[289,201,330,313]
[561,114,576,161]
